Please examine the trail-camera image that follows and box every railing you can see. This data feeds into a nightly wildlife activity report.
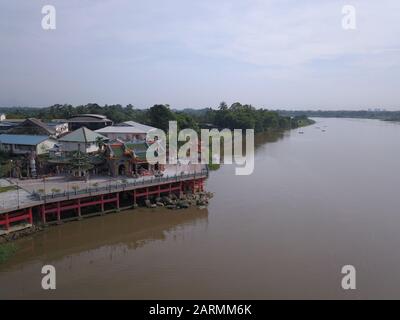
[33,169,209,202]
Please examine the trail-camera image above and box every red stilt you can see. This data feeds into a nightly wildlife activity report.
[28,207,33,224]
[116,192,120,209]
[146,187,149,200]
[5,213,9,230]
[157,185,161,197]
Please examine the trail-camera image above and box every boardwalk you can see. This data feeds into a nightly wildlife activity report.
[0,164,208,233]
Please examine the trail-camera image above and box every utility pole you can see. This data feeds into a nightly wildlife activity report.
[16,181,20,208]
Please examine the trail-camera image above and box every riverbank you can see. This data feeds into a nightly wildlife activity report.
[0,188,212,264]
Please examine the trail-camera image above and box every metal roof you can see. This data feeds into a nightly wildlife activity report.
[0,134,51,145]
[118,121,157,133]
[95,126,149,134]
[67,114,112,122]
[59,127,108,143]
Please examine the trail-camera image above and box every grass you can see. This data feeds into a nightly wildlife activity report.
[0,243,18,263]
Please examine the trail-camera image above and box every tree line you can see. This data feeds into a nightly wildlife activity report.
[277,109,400,121]
[0,102,313,133]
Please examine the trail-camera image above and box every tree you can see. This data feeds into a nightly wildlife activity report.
[68,151,93,177]
[148,104,176,132]
[218,101,228,110]
[95,136,106,152]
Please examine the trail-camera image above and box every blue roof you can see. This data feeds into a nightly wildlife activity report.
[0,134,51,145]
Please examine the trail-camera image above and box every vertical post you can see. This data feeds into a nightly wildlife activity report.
[116,192,120,209]
[41,204,46,224]
[157,185,161,197]
[57,202,61,222]
[77,199,81,218]
[133,189,136,205]
[101,194,104,212]
[5,213,9,230]
[17,182,20,208]
[28,207,33,224]
[146,187,149,200]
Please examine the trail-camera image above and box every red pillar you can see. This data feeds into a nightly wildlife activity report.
[28,207,33,224]
[146,187,149,200]
[157,185,161,197]
[116,192,120,209]
[5,213,9,230]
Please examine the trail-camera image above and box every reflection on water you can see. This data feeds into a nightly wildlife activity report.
[0,208,208,299]
[2,118,400,299]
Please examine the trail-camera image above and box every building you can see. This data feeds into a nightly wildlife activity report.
[95,123,157,142]
[56,127,108,155]
[0,119,25,133]
[118,120,157,132]
[7,118,56,137]
[46,120,69,137]
[0,134,57,155]
[0,120,19,133]
[0,114,5,121]
[67,114,113,131]
[105,140,159,176]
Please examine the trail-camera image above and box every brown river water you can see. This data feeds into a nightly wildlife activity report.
[1,118,400,299]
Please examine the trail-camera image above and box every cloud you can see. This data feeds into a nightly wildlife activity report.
[0,0,399,108]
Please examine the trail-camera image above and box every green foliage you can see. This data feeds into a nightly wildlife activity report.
[277,109,400,122]
[175,112,200,131]
[148,104,176,132]
[68,151,94,171]
[202,102,304,133]
[0,102,313,137]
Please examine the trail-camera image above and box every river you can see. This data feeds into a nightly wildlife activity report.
[1,118,400,299]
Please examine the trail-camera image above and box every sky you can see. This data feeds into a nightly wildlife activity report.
[0,0,399,110]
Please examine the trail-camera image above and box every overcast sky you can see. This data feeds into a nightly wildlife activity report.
[0,0,399,110]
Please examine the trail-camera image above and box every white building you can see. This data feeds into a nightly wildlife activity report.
[95,121,157,142]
